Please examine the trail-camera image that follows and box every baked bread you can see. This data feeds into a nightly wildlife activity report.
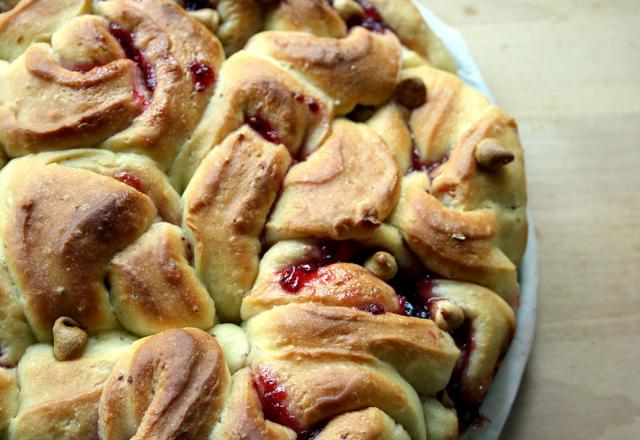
[0,1,527,439]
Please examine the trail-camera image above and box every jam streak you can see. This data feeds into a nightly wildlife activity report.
[447,320,484,432]
[452,321,475,381]
[390,263,485,430]
[276,241,354,293]
[278,263,320,293]
[188,61,216,92]
[253,369,327,439]
[115,171,143,192]
[246,115,282,144]
[294,92,320,113]
[254,369,299,431]
[108,23,156,107]
[392,271,439,319]
[346,0,389,34]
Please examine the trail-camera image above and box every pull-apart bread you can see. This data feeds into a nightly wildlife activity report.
[0,1,527,439]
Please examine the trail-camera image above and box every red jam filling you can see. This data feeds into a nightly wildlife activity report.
[115,171,143,192]
[278,263,320,293]
[276,240,445,315]
[254,369,328,439]
[254,369,300,431]
[109,23,156,106]
[293,93,320,113]
[188,61,216,92]
[294,92,320,113]
[246,115,282,144]
[391,269,439,319]
[408,148,450,177]
[452,321,475,380]
[307,100,320,113]
[388,253,488,432]
[276,241,354,294]
[346,0,389,34]
[446,320,486,432]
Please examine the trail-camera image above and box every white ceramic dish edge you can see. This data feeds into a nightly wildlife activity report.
[413,4,539,439]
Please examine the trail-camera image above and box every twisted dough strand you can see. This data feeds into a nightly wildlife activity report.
[98,328,229,440]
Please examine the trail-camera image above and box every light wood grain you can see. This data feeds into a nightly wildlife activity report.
[415,0,640,438]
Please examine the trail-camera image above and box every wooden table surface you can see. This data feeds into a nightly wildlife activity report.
[415,1,640,438]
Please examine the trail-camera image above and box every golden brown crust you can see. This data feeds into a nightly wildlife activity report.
[247,28,401,115]
[51,15,125,71]
[430,111,528,265]
[264,0,346,38]
[0,0,91,61]
[50,149,181,225]
[0,41,143,155]
[407,67,478,164]
[360,0,455,71]
[386,67,527,306]
[8,332,135,440]
[183,127,292,321]
[95,0,224,168]
[171,17,412,189]
[366,103,413,173]
[0,148,202,356]
[257,359,426,437]
[315,407,411,440]
[266,120,400,242]
[245,303,460,439]
[108,222,215,336]
[247,261,402,317]
[247,304,460,397]
[98,328,230,440]
[404,66,527,265]
[205,0,453,72]
[430,280,516,407]
[391,173,520,304]
[0,0,224,168]
[0,158,157,340]
[0,2,528,438]
[172,52,330,187]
